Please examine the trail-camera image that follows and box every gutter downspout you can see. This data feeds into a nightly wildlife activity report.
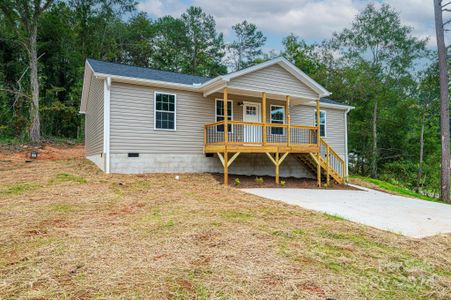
[104,77,111,173]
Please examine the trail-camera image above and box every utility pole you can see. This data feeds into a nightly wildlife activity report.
[433,0,450,203]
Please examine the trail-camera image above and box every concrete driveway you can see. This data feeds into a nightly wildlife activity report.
[242,185,451,238]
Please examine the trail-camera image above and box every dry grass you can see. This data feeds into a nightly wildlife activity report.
[0,159,450,299]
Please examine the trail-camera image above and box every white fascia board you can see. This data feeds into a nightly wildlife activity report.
[301,101,354,111]
[79,60,95,113]
[93,72,201,92]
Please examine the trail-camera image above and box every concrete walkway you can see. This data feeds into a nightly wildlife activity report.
[242,185,451,238]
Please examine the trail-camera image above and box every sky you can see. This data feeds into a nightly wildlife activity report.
[136,0,439,52]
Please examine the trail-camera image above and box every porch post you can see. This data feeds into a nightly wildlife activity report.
[275,151,280,184]
[286,96,291,146]
[316,99,321,187]
[223,87,228,144]
[224,151,228,186]
[262,92,267,145]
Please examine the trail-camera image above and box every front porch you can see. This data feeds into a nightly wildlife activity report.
[203,88,345,186]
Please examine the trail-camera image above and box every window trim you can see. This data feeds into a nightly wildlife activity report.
[215,98,234,133]
[154,91,177,131]
[314,109,327,138]
[270,104,285,135]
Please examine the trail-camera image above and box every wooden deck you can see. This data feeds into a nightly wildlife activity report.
[205,88,345,186]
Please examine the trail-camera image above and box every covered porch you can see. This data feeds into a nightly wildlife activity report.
[203,87,344,186]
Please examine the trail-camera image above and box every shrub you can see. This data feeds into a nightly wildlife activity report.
[234,178,241,186]
[280,180,286,187]
[255,177,264,185]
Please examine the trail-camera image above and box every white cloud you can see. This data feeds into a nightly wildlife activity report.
[137,0,438,48]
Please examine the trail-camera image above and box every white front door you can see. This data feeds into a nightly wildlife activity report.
[243,102,262,143]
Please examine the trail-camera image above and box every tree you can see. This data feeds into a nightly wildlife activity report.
[0,0,55,143]
[333,4,427,178]
[229,20,266,71]
[433,0,450,203]
[180,6,226,76]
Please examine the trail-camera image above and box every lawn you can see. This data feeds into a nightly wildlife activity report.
[349,175,443,203]
[0,158,450,299]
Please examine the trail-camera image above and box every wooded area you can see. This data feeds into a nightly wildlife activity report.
[0,2,448,199]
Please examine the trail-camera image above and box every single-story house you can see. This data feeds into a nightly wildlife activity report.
[80,57,353,186]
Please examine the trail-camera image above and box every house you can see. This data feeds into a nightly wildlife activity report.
[80,57,353,186]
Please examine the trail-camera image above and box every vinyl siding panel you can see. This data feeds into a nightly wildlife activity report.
[110,83,213,154]
[85,77,104,156]
[291,105,346,158]
[228,64,318,99]
[109,83,345,159]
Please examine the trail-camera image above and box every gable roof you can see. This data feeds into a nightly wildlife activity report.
[80,57,352,113]
[87,59,211,85]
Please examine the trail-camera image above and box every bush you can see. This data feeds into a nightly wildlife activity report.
[234,178,240,186]
[255,177,264,185]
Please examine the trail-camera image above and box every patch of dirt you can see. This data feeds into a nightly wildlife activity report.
[0,143,84,162]
[211,173,359,190]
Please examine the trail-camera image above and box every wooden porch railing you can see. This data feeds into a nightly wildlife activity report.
[204,120,318,146]
[319,138,346,180]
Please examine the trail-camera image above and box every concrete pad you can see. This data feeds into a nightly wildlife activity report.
[242,185,451,238]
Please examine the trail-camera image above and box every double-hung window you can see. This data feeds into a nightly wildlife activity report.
[314,110,326,137]
[270,105,285,135]
[154,92,176,130]
[215,99,233,132]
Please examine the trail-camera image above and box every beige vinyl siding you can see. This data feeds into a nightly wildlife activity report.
[228,64,318,99]
[291,105,346,158]
[110,83,212,154]
[85,77,104,156]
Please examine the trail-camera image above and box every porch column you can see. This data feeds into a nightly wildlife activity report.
[224,151,228,186]
[223,87,228,144]
[262,92,267,145]
[286,96,291,146]
[316,99,321,187]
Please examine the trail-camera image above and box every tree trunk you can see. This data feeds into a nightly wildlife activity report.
[371,98,378,178]
[29,23,41,144]
[416,109,425,193]
[434,0,450,203]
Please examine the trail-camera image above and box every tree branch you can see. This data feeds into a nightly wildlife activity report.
[0,88,32,100]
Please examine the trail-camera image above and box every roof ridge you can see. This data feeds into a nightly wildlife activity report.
[86,58,212,80]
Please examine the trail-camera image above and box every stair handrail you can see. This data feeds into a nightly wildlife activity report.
[319,137,346,179]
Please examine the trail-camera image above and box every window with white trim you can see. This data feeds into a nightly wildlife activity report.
[154,92,176,130]
[215,99,233,132]
[314,110,326,137]
[270,105,285,135]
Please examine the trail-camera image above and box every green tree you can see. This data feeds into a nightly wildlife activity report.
[180,6,226,76]
[332,3,427,178]
[0,0,55,143]
[229,20,266,71]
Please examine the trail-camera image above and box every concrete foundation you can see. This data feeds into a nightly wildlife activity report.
[87,154,105,171]
[108,153,314,178]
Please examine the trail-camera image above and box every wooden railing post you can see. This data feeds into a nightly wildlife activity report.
[286,95,291,146]
[224,87,228,144]
[326,145,330,187]
[262,92,267,145]
[316,99,321,187]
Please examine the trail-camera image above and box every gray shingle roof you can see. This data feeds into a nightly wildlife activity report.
[87,59,349,108]
[320,98,348,106]
[87,59,211,85]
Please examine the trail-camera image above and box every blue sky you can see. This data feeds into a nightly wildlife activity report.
[136,0,438,52]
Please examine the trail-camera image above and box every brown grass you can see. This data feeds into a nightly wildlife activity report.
[0,158,450,299]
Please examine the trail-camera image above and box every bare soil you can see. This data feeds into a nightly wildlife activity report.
[0,145,450,299]
[212,173,359,189]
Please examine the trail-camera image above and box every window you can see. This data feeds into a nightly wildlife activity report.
[314,110,326,137]
[215,99,233,132]
[154,92,176,130]
[270,105,285,135]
